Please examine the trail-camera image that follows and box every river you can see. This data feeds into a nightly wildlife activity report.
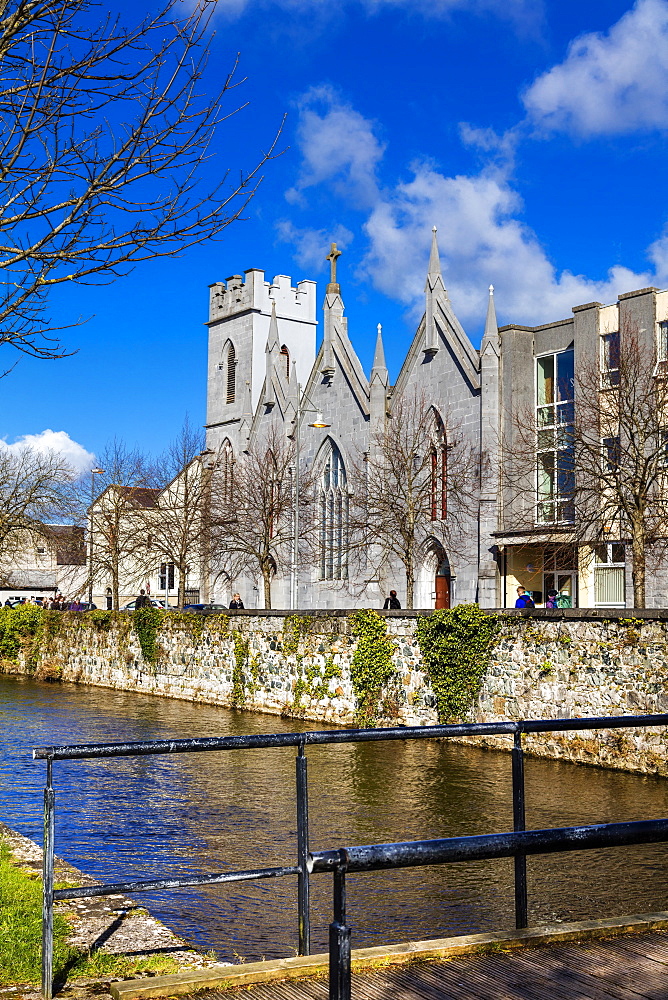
[2,673,668,962]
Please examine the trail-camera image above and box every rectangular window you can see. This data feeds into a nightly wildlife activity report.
[536,349,575,525]
[594,543,625,607]
[600,332,620,387]
[658,321,668,363]
[602,436,621,474]
[159,562,175,590]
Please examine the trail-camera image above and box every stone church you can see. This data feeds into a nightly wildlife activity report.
[204,229,668,611]
[205,229,495,611]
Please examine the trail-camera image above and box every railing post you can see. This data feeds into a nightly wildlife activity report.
[512,729,528,929]
[296,741,310,955]
[42,759,55,1000]
[329,852,351,1000]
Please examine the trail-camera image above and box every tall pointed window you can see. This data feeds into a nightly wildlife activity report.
[280,344,290,380]
[319,443,348,580]
[430,413,447,520]
[226,343,236,404]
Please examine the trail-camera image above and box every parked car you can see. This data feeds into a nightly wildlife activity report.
[121,598,169,611]
[182,603,229,613]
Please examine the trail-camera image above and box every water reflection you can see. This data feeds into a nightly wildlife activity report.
[2,674,668,961]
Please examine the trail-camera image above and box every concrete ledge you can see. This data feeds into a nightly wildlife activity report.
[109,911,668,999]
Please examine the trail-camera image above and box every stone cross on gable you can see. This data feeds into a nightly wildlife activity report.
[326,243,342,288]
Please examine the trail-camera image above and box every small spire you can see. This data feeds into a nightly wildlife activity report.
[266,300,279,351]
[240,379,253,449]
[372,323,387,372]
[427,226,442,282]
[483,283,498,342]
[242,379,252,420]
[288,357,298,401]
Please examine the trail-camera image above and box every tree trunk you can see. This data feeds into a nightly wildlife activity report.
[631,516,646,608]
[112,563,120,611]
[263,567,272,609]
[405,557,414,610]
[178,559,187,609]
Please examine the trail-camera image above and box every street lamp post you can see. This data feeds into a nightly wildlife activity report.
[88,468,105,607]
[290,384,329,610]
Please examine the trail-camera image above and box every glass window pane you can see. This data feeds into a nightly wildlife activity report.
[537,429,554,450]
[537,356,554,406]
[612,543,625,563]
[557,401,574,425]
[557,349,574,401]
[537,405,555,427]
[537,454,555,499]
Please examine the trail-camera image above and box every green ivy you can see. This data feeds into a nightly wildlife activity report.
[232,632,249,707]
[349,610,397,726]
[131,607,163,665]
[293,655,341,710]
[416,604,500,722]
[283,615,312,656]
[0,604,49,667]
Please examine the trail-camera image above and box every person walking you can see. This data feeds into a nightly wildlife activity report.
[135,588,151,609]
[383,590,401,610]
[229,594,245,609]
[515,586,535,609]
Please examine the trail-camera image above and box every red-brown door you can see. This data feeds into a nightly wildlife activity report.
[435,575,450,609]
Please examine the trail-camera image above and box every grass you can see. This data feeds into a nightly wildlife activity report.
[0,839,184,987]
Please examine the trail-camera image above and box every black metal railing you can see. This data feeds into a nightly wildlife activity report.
[311,817,668,1000]
[33,712,668,1000]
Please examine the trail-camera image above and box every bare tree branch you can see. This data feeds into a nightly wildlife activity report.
[0,0,283,360]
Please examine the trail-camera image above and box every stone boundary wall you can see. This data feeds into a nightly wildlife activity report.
[4,608,668,776]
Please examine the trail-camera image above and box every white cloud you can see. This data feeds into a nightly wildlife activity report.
[276,220,354,272]
[286,87,667,330]
[286,86,384,209]
[523,0,668,136]
[362,160,655,327]
[0,430,96,476]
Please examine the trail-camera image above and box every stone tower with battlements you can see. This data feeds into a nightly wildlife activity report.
[205,269,317,453]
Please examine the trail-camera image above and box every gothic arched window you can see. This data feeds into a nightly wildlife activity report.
[226,343,236,403]
[280,344,290,380]
[319,443,348,580]
[430,413,447,521]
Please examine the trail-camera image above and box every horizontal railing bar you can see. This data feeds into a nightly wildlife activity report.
[309,818,668,873]
[32,713,668,761]
[52,864,300,901]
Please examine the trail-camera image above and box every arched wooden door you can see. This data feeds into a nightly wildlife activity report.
[435,557,450,609]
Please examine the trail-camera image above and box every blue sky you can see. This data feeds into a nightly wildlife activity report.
[3,0,668,471]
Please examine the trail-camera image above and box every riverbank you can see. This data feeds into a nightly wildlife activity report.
[0,822,218,998]
[2,606,668,775]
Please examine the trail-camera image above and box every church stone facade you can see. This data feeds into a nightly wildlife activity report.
[205,230,668,611]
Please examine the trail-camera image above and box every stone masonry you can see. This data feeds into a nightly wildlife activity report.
[5,609,668,776]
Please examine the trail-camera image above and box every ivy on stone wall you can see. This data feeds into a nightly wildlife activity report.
[0,604,48,665]
[349,610,397,727]
[416,604,500,723]
[131,607,163,665]
[232,632,249,707]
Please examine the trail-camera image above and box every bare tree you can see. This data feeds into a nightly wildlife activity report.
[503,322,668,607]
[0,0,282,364]
[86,440,156,610]
[210,425,312,609]
[147,418,211,608]
[348,392,480,608]
[0,444,73,582]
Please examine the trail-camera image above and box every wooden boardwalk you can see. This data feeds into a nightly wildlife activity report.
[190,931,668,999]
